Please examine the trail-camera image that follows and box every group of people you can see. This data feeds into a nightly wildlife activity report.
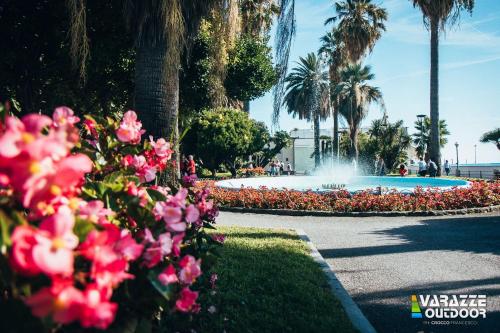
[268,159,293,176]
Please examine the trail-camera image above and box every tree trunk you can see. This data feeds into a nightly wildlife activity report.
[243,100,250,113]
[134,41,180,179]
[349,127,359,162]
[313,109,321,168]
[429,17,441,175]
[333,99,339,161]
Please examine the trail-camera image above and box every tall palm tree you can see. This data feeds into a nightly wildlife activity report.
[334,64,384,161]
[411,0,474,173]
[325,0,387,63]
[318,29,346,160]
[283,53,329,168]
[241,0,280,37]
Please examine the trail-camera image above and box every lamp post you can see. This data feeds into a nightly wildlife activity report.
[455,142,460,176]
[474,144,477,164]
[417,114,426,159]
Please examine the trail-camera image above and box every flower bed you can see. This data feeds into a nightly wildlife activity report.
[200,180,500,213]
[0,106,221,332]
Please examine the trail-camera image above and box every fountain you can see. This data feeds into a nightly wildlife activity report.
[215,161,471,193]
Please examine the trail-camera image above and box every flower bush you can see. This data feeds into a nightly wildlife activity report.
[237,167,266,177]
[0,105,221,332]
[201,180,500,212]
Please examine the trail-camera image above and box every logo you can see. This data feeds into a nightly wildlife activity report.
[411,294,487,327]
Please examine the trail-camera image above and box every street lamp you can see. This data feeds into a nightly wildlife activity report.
[474,144,477,164]
[455,142,460,176]
[417,114,426,159]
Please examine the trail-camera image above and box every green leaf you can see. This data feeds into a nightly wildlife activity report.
[146,189,166,202]
[0,210,13,247]
[74,218,96,242]
[148,270,175,301]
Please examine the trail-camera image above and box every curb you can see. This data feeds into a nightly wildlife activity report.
[219,204,500,217]
[295,228,376,333]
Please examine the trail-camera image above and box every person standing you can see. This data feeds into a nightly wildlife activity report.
[399,164,408,177]
[418,158,427,177]
[187,155,196,176]
[444,160,450,176]
[286,161,293,175]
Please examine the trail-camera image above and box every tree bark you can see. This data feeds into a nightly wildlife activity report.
[243,100,250,113]
[429,17,441,175]
[313,108,321,168]
[134,41,180,179]
[349,127,359,162]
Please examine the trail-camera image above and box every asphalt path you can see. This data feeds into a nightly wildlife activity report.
[216,211,500,333]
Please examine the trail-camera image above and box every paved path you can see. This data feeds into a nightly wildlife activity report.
[217,211,500,333]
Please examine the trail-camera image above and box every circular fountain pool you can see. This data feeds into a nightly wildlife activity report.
[215,176,470,193]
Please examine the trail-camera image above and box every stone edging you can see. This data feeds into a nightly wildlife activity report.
[219,204,500,217]
[295,228,376,333]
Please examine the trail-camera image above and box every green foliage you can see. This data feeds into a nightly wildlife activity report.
[186,108,262,176]
[480,128,500,150]
[254,131,292,167]
[412,117,450,158]
[225,36,277,102]
[0,0,134,116]
[361,118,411,172]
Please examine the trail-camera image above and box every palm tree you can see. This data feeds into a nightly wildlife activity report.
[324,0,387,63]
[480,128,500,150]
[283,53,329,168]
[318,29,346,160]
[241,0,280,37]
[412,117,450,158]
[411,0,474,173]
[334,64,384,161]
[68,0,296,153]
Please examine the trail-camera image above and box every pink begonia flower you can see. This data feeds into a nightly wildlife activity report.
[172,232,184,257]
[83,118,98,138]
[92,259,134,289]
[154,202,186,232]
[178,255,202,285]
[79,284,118,330]
[78,200,115,225]
[131,155,157,182]
[52,106,80,127]
[32,206,79,276]
[149,136,172,158]
[121,154,134,167]
[25,280,84,324]
[115,229,144,261]
[150,185,171,196]
[10,226,41,276]
[167,188,188,209]
[158,264,179,285]
[142,232,173,268]
[185,204,200,223]
[116,110,144,144]
[175,287,199,313]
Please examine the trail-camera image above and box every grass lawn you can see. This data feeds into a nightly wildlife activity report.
[196,227,357,333]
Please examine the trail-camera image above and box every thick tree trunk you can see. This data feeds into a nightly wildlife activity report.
[243,100,250,113]
[429,18,441,175]
[333,99,339,161]
[313,109,321,168]
[135,41,180,179]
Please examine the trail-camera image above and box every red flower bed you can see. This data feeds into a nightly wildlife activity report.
[199,180,500,212]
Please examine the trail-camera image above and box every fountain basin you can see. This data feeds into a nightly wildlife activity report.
[215,176,471,193]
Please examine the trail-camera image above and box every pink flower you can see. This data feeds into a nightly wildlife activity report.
[10,226,40,276]
[115,230,144,261]
[121,154,134,168]
[185,204,200,223]
[25,280,83,324]
[116,110,144,144]
[31,206,79,276]
[175,287,199,313]
[149,136,172,158]
[92,259,134,289]
[158,264,179,285]
[83,118,98,138]
[52,106,80,127]
[167,188,188,209]
[78,200,114,225]
[153,201,186,232]
[172,232,184,257]
[79,284,117,329]
[178,255,201,285]
[142,232,173,268]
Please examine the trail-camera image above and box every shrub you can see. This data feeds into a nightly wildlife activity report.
[0,106,221,332]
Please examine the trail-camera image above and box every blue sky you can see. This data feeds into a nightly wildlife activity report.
[250,0,500,163]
